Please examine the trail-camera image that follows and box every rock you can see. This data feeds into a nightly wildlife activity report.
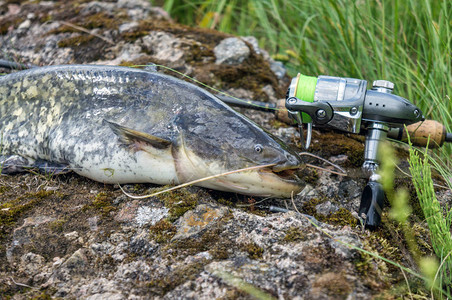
[329,154,349,165]
[117,0,151,10]
[74,278,122,299]
[87,216,99,231]
[62,248,89,272]
[141,31,185,64]
[80,2,116,15]
[118,21,139,34]
[173,204,230,240]
[86,292,125,300]
[128,230,158,257]
[114,260,152,282]
[64,231,79,241]
[315,201,340,216]
[115,200,168,227]
[7,215,55,262]
[241,36,287,78]
[17,19,30,30]
[214,37,250,65]
[117,0,152,21]
[19,252,45,276]
[270,60,287,79]
[7,3,20,15]
[135,206,169,227]
[261,84,277,102]
[298,184,318,199]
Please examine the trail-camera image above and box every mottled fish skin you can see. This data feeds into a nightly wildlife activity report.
[0,65,303,197]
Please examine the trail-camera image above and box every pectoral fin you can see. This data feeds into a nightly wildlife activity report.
[103,119,172,150]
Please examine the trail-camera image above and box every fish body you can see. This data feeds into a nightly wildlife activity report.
[0,65,303,197]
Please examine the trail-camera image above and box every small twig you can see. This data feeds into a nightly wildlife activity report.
[59,21,114,45]
[284,198,289,210]
[395,164,449,190]
[290,191,301,215]
[431,250,452,298]
[305,163,347,177]
[399,268,414,300]
[119,163,277,199]
[299,151,346,173]
[236,196,271,207]
[9,277,36,290]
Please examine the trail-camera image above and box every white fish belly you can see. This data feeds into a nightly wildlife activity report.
[72,149,179,185]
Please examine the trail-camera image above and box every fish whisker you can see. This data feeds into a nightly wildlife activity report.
[119,163,277,199]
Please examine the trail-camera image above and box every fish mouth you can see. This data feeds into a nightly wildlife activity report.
[258,164,301,184]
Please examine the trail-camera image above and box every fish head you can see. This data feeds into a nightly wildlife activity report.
[175,109,304,198]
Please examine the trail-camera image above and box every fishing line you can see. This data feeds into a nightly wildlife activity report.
[0,60,283,112]
[133,64,283,112]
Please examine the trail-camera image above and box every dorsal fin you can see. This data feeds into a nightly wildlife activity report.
[103,119,172,149]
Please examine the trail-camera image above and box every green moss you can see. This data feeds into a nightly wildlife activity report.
[84,12,119,30]
[0,191,55,258]
[149,219,177,243]
[216,197,235,208]
[121,30,150,41]
[146,262,205,295]
[47,24,79,35]
[57,34,95,48]
[241,242,264,259]
[354,235,395,290]
[269,118,290,129]
[157,188,198,222]
[0,186,11,194]
[0,17,25,35]
[301,198,357,227]
[312,272,352,297]
[30,291,53,300]
[118,55,154,68]
[309,131,365,168]
[301,197,323,216]
[326,208,357,227]
[299,168,319,185]
[119,20,153,42]
[48,218,66,233]
[183,43,214,62]
[82,191,117,217]
[38,14,53,23]
[0,191,55,226]
[283,226,308,243]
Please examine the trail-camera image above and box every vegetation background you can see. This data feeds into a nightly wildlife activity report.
[159,0,452,296]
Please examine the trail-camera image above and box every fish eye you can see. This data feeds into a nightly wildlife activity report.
[254,144,263,153]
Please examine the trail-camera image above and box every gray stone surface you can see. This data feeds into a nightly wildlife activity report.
[214,37,250,65]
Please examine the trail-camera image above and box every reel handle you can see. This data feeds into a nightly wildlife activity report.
[387,120,449,148]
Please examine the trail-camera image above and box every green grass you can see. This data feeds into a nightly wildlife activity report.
[409,143,452,296]
[379,141,451,296]
[162,0,451,166]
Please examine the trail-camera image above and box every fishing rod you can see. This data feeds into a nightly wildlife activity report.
[0,59,35,70]
[216,95,452,149]
[218,74,451,229]
[2,60,450,227]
